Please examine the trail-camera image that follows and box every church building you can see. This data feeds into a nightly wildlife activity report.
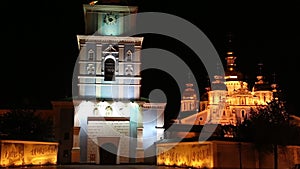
[173,34,279,137]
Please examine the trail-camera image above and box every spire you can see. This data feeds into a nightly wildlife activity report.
[225,32,237,73]
[224,32,242,81]
[272,72,277,84]
[183,72,197,100]
[211,63,227,91]
[253,62,273,92]
[271,72,278,92]
[226,31,235,52]
[270,72,282,100]
[182,83,197,100]
[185,72,194,89]
[205,75,211,92]
[187,71,192,83]
[255,62,265,84]
[257,62,263,75]
[214,62,225,81]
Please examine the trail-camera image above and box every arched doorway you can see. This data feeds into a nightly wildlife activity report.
[104,58,115,81]
[99,143,117,164]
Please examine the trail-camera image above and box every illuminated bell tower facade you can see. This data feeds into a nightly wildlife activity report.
[77,4,141,99]
[76,36,143,99]
[72,3,149,164]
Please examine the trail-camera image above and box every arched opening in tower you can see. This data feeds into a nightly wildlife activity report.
[99,143,117,164]
[104,58,115,81]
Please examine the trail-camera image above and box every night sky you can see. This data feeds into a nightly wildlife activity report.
[0,1,299,116]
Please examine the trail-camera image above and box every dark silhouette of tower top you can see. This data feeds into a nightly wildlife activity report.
[88,0,137,5]
[226,31,235,52]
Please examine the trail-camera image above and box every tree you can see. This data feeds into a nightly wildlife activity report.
[237,98,297,169]
[0,108,54,141]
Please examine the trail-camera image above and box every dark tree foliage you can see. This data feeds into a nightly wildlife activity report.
[237,99,296,145]
[236,99,300,169]
[0,108,54,141]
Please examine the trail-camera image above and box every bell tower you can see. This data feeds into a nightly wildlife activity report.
[72,0,146,164]
[75,3,142,100]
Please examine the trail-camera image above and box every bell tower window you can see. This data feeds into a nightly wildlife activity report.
[126,50,133,61]
[104,57,115,81]
[88,49,95,61]
[105,106,113,116]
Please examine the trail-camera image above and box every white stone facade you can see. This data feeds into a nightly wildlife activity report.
[71,4,165,164]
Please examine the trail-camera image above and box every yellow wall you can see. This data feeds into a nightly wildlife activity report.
[157,142,213,168]
[0,140,59,167]
[156,141,300,169]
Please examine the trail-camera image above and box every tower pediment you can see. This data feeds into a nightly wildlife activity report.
[77,35,143,47]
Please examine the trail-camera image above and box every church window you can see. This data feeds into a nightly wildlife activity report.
[88,49,95,61]
[241,110,245,118]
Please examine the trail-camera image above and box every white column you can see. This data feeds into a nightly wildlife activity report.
[71,126,81,163]
[136,127,144,163]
